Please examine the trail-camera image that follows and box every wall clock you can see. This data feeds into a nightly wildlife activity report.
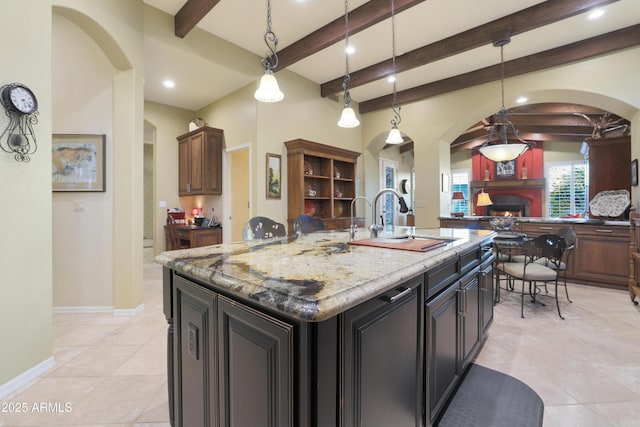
[0,82,39,162]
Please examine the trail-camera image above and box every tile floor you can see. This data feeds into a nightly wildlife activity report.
[1,248,639,426]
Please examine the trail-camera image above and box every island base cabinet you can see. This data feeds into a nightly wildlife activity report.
[341,277,424,427]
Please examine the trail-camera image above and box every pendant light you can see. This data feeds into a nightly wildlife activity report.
[385,0,403,144]
[478,35,531,162]
[254,0,284,103]
[337,0,360,128]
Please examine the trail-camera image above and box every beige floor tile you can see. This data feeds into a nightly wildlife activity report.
[47,346,140,377]
[63,375,166,424]
[113,344,166,377]
[543,404,616,427]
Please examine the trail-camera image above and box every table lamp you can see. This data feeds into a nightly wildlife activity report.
[451,191,466,217]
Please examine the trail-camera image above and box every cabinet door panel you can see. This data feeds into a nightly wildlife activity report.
[426,284,459,423]
[173,276,218,427]
[189,132,205,193]
[342,278,423,427]
[178,140,190,194]
[461,274,480,369]
[218,296,293,427]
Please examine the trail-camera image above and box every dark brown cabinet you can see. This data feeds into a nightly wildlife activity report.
[218,296,293,427]
[587,136,630,204]
[178,126,223,195]
[168,274,293,427]
[342,276,423,427]
[285,139,362,232]
[572,224,630,288]
[172,275,218,427]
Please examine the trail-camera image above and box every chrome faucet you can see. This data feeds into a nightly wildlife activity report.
[350,196,371,240]
[369,189,409,238]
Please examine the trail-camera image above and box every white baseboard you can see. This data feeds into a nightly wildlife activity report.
[53,303,145,317]
[113,303,145,317]
[53,306,113,314]
[0,356,55,400]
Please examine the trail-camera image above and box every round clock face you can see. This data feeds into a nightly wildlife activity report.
[7,85,37,114]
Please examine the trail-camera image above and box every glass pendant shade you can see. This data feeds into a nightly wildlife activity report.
[386,127,403,144]
[338,106,360,128]
[478,142,528,162]
[477,191,493,206]
[254,70,284,103]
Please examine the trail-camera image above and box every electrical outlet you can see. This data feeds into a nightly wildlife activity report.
[188,323,199,360]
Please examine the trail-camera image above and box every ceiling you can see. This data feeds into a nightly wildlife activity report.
[141,0,639,149]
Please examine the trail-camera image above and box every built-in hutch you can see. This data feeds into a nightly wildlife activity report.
[285,139,361,232]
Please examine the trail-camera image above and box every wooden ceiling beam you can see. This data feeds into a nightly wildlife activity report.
[359,24,640,114]
[175,0,222,38]
[273,0,426,71]
[321,0,618,96]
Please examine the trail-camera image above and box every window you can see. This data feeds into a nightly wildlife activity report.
[451,169,470,215]
[379,159,399,227]
[546,161,587,217]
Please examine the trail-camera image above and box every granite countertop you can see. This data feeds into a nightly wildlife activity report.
[156,227,495,322]
[440,216,630,226]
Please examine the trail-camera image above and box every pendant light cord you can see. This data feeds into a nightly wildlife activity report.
[342,0,352,106]
[261,0,279,70]
[390,0,401,128]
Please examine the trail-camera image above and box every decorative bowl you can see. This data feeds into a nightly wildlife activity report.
[490,217,516,232]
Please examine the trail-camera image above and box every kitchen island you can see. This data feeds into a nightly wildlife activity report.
[157,227,495,427]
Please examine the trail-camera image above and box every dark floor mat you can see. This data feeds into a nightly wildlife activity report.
[437,363,544,427]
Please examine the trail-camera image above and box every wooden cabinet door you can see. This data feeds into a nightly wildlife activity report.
[218,295,293,427]
[479,258,494,335]
[425,283,460,425]
[178,139,191,195]
[460,268,480,370]
[173,276,218,427]
[188,132,205,194]
[342,276,423,427]
[572,225,629,288]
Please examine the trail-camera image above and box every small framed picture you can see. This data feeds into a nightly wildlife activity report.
[495,159,516,179]
[441,173,449,192]
[632,159,638,186]
[266,153,281,199]
[52,134,106,192]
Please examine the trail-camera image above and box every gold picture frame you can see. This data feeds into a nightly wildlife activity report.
[52,134,106,192]
[266,153,281,199]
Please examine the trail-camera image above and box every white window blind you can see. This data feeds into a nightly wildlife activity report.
[451,170,470,215]
[546,162,587,217]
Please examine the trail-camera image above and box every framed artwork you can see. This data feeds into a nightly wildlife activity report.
[632,159,638,186]
[52,134,106,192]
[266,153,281,199]
[495,159,516,179]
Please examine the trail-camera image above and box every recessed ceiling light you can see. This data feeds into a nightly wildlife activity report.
[516,96,528,104]
[588,8,605,20]
[345,45,355,55]
[163,79,175,88]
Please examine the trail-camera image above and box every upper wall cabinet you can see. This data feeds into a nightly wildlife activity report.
[178,126,223,196]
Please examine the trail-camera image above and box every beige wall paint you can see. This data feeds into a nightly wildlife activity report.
[52,13,115,308]
[0,0,53,387]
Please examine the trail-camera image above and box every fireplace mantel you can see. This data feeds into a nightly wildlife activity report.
[470,178,545,190]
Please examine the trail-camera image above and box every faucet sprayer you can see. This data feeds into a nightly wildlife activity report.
[369,189,409,238]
